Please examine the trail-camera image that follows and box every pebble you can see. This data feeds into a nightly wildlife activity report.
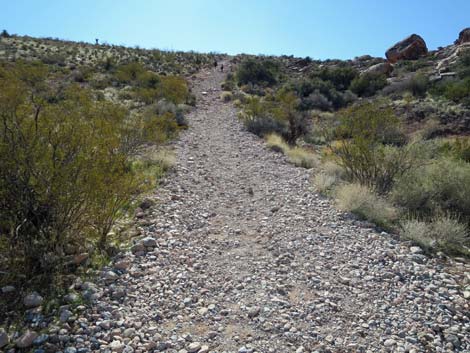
[23,292,44,308]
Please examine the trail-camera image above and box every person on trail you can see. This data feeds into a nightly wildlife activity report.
[220,64,224,72]
[213,60,218,69]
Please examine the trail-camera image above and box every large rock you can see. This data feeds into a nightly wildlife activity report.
[455,28,470,45]
[364,62,393,76]
[386,34,428,63]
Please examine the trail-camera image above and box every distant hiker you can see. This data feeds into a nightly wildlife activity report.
[220,64,224,72]
[213,60,217,69]
[95,38,99,45]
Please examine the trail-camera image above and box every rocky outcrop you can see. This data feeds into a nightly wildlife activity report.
[386,34,428,63]
[364,62,393,76]
[455,28,470,45]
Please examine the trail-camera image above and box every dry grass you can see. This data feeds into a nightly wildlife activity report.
[266,133,289,154]
[220,91,233,102]
[336,183,398,229]
[286,147,319,169]
[401,216,469,255]
[265,133,318,169]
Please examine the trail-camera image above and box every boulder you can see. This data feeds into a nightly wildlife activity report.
[364,62,393,76]
[386,34,428,63]
[455,28,470,45]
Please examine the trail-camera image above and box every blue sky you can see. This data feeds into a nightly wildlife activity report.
[2,0,469,59]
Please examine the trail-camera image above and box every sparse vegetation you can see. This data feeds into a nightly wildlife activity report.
[336,183,398,229]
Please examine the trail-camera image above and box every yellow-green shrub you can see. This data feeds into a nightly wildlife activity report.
[0,62,170,288]
[332,102,413,193]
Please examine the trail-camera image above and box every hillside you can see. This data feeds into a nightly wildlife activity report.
[0,30,469,352]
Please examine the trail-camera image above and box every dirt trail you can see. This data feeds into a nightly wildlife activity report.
[61,63,469,353]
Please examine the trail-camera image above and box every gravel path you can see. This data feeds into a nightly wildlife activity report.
[50,64,469,353]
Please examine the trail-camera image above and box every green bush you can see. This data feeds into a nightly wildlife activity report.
[391,157,470,222]
[318,66,358,91]
[288,78,348,110]
[237,58,279,87]
[349,72,387,97]
[333,102,411,193]
[0,62,173,289]
[408,73,429,97]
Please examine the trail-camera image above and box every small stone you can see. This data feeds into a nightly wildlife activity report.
[115,260,131,270]
[463,291,470,299]
[16,330,38,348]
[131,243,145,254]
[384,339,396,347]
[109,340,124,352]
[1,285,15,294]
[247,306,260,318]
[325,335,334,344]
[23,292,44,308]
[123,328,136,338]
[187,342,201,352]
[60,309,73,322]
[63,293,79,303]
[199,345,209,353]
[410,246,423,254]
[0,329,9,348]
[64,348,77,353]
[102,270,118,283]
[198,307,208,315]
[33,334,49,345]
[141,237,157,247]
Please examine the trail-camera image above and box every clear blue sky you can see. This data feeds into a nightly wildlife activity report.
[2,0,469,60]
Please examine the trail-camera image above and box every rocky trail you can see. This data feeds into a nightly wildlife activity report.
[48,64,469,353]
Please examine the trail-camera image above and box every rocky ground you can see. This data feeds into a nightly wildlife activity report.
[26,63,470,353]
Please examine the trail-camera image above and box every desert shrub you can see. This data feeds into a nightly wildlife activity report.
[265,133,318,168]
[237,58,279,87]
[456,49,470,79]
[221,91,233,102]
[0,79,140,286]
[440,137,470,162]
[266,133,289,154]
[318,66,358,91]
[408,73,429,97]
[314,173,338,194]
[391,157,470,222]
[401,216,469,255]
[240,96,285,137]
[286,147,318,168]
[0,62,174,289]
[349,72,387,97]
[115,62,146,83]
[333,102,412,193]
[275,91,311,144]
[242,114,285,137]
[442,78,470,106]
[159,75,189,104]
[336,183,397,229]
[289,78,346,110]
